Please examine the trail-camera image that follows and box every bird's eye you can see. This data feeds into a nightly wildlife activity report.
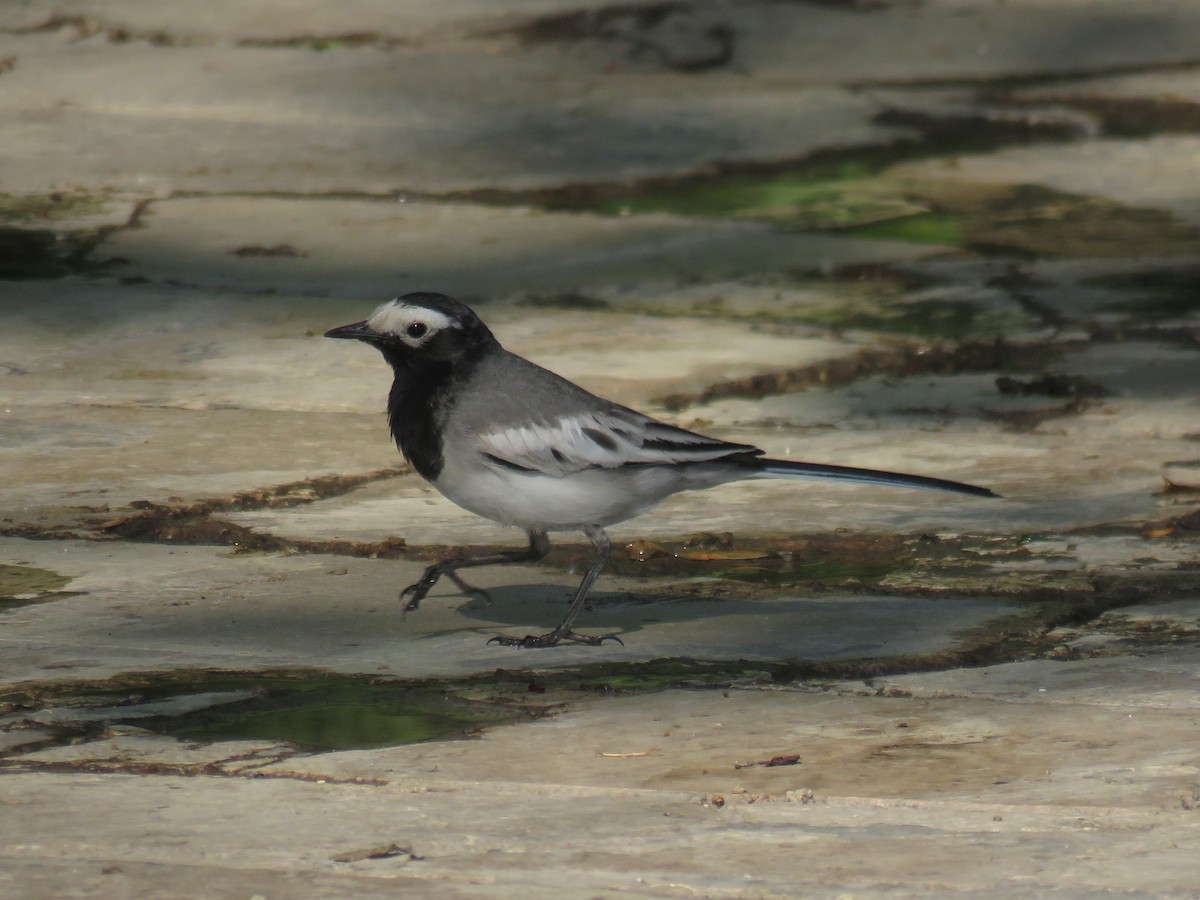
[406,322,428,340]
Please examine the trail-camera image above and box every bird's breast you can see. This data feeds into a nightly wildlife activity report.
[430,452,691,531]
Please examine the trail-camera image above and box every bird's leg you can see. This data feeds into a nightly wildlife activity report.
[400,530,550,613]
[488,525,623,648]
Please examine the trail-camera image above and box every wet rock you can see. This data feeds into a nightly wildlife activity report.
[0,535,1025,684]
[0,725,56,754]
[894,135,1200,230]
[26,691,256,726]
[14,731,293,771]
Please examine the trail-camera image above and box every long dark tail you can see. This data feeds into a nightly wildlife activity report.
[749,457,998,498]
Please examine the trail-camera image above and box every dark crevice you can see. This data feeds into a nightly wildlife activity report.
[854,57,1200,92]
[654,338,1078,411]
[0,13,416,51]
[86,467,411,555]
[238,33,417,51]
[0,467,410,546]
[488,3,686,44]
[984,265,1067,330]
[1027,94,1200,138]
[0,194,153,280]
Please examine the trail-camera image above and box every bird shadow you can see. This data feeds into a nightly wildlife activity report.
[398,579,917,648]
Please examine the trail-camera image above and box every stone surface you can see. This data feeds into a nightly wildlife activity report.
[0,32,898,195]
[3,0,1200,896]
[0,535,1022,684]
[896,135,1200,227]
[96,196,937,299]
[2,685,1198,897]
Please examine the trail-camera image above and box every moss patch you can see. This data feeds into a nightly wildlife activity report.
[154,680,505,750]
[0,564,72,612]
[0,190,107,225]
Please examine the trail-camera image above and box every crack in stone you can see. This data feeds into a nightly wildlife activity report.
[1019,93,1200,139]
[654,338,1078,412]
[3,14,181,46]
[86,467,412,555]
[850,58,1200,92]
[0,467,410,547]
[0,756,389,785]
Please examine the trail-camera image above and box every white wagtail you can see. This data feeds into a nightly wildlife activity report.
[326,292,996,648]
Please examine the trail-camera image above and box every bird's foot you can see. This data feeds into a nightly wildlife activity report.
[399,581,432,614]
[487,630,623,649]
[400,571,492,614]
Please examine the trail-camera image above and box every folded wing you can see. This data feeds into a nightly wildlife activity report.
[478,407,760,476]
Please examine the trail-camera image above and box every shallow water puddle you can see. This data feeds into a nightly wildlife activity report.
[156,681,500,750]
[10,675,526,752]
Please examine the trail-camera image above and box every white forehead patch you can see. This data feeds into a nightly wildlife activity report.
[367,301,460,342]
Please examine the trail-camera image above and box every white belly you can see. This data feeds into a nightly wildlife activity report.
[432,458,694,531]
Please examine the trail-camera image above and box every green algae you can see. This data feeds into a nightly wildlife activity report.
[161,682,493,750]
[32,675,519,751]
[0,564,72,612]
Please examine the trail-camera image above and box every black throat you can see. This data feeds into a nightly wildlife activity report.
[382,346,482,482]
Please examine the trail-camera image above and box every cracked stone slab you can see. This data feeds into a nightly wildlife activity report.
[0,191,140,232]
[0,726,55,754]
[0,0,593,41]
[894,134,1200,228]
[581,277,1048,340]
[11,680,1200,816]
[24,691,256,726]
[7,0,1200,81]
[0,31,901,196]
[1107,598,1200,631]
[95,196,937,298]
[1049,599,1200,656]
[858,647,1200,724]
[14,730,293,772]
[253,683,1200,811]
[718,0,1200,85]
[1016,66,1200,111]
[6,0,1200,200]
[2,695,1199,896]
[0,536,1023,686]
[8,276,855,415]
[913,255,1200,328]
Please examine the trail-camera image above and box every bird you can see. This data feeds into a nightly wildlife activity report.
[326,292,997,648]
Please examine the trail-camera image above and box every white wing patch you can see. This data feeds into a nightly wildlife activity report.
[478,408,759,477]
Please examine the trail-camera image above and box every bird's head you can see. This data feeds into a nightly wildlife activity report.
[325,292,496,367]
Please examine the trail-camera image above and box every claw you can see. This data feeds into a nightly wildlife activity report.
[399,582,427,614]
[400,570,492,615]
